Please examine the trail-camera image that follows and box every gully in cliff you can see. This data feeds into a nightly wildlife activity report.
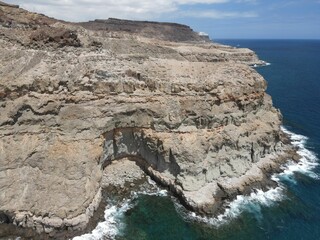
[0,2,299,239]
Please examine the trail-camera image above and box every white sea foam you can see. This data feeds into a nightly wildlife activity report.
[175,186,285,227]
[178,126,319,226]
[252,62,271,68]
[73,199,133,240]
[73,177,167,240]
[134,176,168,197]
[278,126,319,181]
[75,127,319,238]
[132,188,168,197]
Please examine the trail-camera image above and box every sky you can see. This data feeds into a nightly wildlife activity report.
[9,0,320,39]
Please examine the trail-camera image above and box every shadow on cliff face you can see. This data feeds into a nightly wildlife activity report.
[30,27,82,48]
[0,210,51,240]
[101,127,181,178]
[0,203,107,240]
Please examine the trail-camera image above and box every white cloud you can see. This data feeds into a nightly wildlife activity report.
[10,0,258,21]
[235,0,257,3]
[182,9,258,18]
[175,0,229,4]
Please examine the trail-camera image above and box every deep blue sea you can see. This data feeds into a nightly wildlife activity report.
[76,40,320,240]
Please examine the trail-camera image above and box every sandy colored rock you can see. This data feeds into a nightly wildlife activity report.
[101,158,145,188]
[0,2,296,237]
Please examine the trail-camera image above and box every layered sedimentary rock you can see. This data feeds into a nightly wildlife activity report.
[78,18,211,43]
[0,2,297,238]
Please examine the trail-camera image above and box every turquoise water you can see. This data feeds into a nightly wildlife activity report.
[77,40,320,240]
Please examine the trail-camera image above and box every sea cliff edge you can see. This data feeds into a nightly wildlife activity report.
[0,2,299,238]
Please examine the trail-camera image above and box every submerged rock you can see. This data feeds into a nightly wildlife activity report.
[0,1,297,238]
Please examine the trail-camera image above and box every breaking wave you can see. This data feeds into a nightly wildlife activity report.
[73,199,133,240]
[252,62,271,68]
[74,127,318,239]
[175,186,284,227]
[178,126,319,226]
[73,177,167,240]
[278,126,319,182]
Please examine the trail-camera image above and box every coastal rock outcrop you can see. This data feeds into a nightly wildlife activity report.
[0,2,297,238]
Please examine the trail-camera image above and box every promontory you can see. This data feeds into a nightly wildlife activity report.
[0,1,298,239]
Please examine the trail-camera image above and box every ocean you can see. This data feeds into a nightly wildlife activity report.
[76,40,320,240]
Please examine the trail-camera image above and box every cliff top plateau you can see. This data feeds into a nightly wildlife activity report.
[0,2,297,239]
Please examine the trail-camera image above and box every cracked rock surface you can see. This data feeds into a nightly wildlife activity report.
[0,2,297,238]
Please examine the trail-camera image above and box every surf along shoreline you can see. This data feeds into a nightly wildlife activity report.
[74,126,319,240]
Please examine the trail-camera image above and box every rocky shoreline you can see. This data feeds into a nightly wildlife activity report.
[1,146,299,240]
[0,2,300,239]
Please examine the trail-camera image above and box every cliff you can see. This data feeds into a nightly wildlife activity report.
[78,18,211,42]
[0,1,19,8]
[0,2,297,238]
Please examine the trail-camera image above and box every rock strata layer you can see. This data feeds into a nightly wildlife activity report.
[78,18,211,42]
[0,2,297,238]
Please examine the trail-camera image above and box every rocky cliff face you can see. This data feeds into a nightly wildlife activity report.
[78,18,211,42]
[0,2,297,238]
